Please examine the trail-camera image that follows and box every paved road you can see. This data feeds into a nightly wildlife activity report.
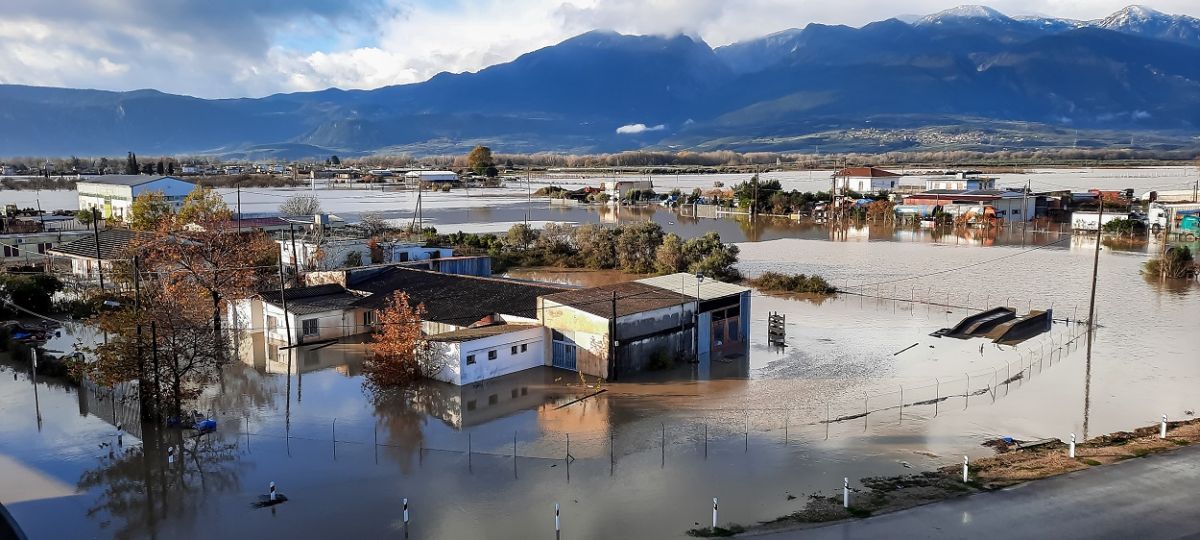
[760,445,1200,540]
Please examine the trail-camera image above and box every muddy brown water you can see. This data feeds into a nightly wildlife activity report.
[1,219,1197,539]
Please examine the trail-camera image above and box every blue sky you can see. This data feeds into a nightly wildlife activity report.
[1,1,1197,98]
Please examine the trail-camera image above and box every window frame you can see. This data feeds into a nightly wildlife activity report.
[301,318,319,337]
[488,350,498,361]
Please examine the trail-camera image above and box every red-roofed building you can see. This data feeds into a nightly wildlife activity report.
[833,167,903,194]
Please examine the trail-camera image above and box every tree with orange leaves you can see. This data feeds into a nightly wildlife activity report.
[363,291,437,389]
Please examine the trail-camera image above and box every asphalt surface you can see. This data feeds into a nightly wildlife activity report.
[760,445,1200,540]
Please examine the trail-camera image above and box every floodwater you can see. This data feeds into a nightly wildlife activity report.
[3,176,1200,538]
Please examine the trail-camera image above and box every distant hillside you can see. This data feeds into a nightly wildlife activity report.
[2,5,1199,157]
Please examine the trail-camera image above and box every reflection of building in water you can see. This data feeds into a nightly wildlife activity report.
[409,367,582,429]
[236,331,368,376]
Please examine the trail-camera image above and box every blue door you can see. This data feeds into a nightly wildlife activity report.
[552,341,577,371]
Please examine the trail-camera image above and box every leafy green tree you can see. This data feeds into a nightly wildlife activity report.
[616,221,663,273]
[128,191,173,231]
[505,223,536,250]
[0,274,63,316]
[176,187,232,225]
[76,208,96,225]
[655,232,685,274]
[683,232,740,281]
[574,224,617,269]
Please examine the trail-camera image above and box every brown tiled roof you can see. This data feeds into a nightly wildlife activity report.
[834,167,901,178]
[540,282,692,319]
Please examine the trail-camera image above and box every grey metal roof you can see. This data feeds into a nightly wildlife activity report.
[540,281,692,319]
[46,229,141,260]
[349,267,566,325]
[75,175,192,187]
[260,284,362,315]
[636,273,750,300]
[427,323,541,343]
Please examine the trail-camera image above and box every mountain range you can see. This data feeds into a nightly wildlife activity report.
[2,4,1200,158]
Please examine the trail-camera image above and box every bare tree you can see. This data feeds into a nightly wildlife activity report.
[279,195,322,217]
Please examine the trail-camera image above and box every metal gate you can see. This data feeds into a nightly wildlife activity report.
[552,341,577,371]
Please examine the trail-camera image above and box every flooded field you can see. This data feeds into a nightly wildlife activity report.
[1,168,1198,538]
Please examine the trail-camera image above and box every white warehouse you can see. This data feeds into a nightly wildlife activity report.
[76,175,196,221]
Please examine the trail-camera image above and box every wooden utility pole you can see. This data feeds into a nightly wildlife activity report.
[277,245,294,351]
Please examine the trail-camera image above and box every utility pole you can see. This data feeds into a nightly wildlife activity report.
[151,321,161,420]
[91,207,105,290]
[288,224,300,283]
[277,245,294,350]
[1021,179,1030,245]
[1082,197,1103,439]
[609,290,618,381]
[237,182,242,234]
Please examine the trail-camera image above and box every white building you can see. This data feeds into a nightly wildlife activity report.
[833,167,903,194]
[404,170,459,185]
[923,173,998,191]
[278,237,453,270]
[427,324,547,385]
[76,175,196,221]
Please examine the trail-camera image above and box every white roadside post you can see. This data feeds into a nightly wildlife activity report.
[1161,414,1168,439]
[555,503,560,538]
[962,456,969,483]
[1069,433,1076,458]
[403,498,410,525]
[712,498,718,529]
[269,481,276,501]
[843,478,849,508]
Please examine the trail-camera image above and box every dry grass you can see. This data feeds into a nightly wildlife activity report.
[741,417,1200,536]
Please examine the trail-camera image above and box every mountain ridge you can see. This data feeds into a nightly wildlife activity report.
[2,5,1199,157]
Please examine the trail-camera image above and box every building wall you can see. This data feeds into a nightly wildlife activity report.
[1,231,89,265]
[538,299,611,379]
[77,178,194,220]
[428,326,547,386]
[261,303,347,344]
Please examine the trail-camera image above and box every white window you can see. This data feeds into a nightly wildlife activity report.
[520,344,528,353]
[301,319,319,337]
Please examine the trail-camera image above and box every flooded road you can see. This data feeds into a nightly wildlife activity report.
[2,216,1198,538]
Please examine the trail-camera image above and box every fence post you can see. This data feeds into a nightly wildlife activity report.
[555,503,561,539]
[712,497,718,529]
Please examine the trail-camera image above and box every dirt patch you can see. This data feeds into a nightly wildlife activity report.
[736,416,1200,536]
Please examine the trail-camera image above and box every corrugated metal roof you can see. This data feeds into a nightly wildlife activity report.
[635,273,750,300]
[427,323,541,343]
[260,284,362,315]
[46,229,142,260]
[540,282,692,318]
[76,175,193,187]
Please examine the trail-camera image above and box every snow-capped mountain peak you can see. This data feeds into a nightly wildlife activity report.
[917,5,1012,25]
[1099,5,1168,28]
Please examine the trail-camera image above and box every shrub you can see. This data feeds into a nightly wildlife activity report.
[749,271,836,294]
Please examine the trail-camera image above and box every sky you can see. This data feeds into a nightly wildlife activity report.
[1,1,1198,98]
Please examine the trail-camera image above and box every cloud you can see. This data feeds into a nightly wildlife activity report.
[616,123,667,134]
[2,0,1200,97]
